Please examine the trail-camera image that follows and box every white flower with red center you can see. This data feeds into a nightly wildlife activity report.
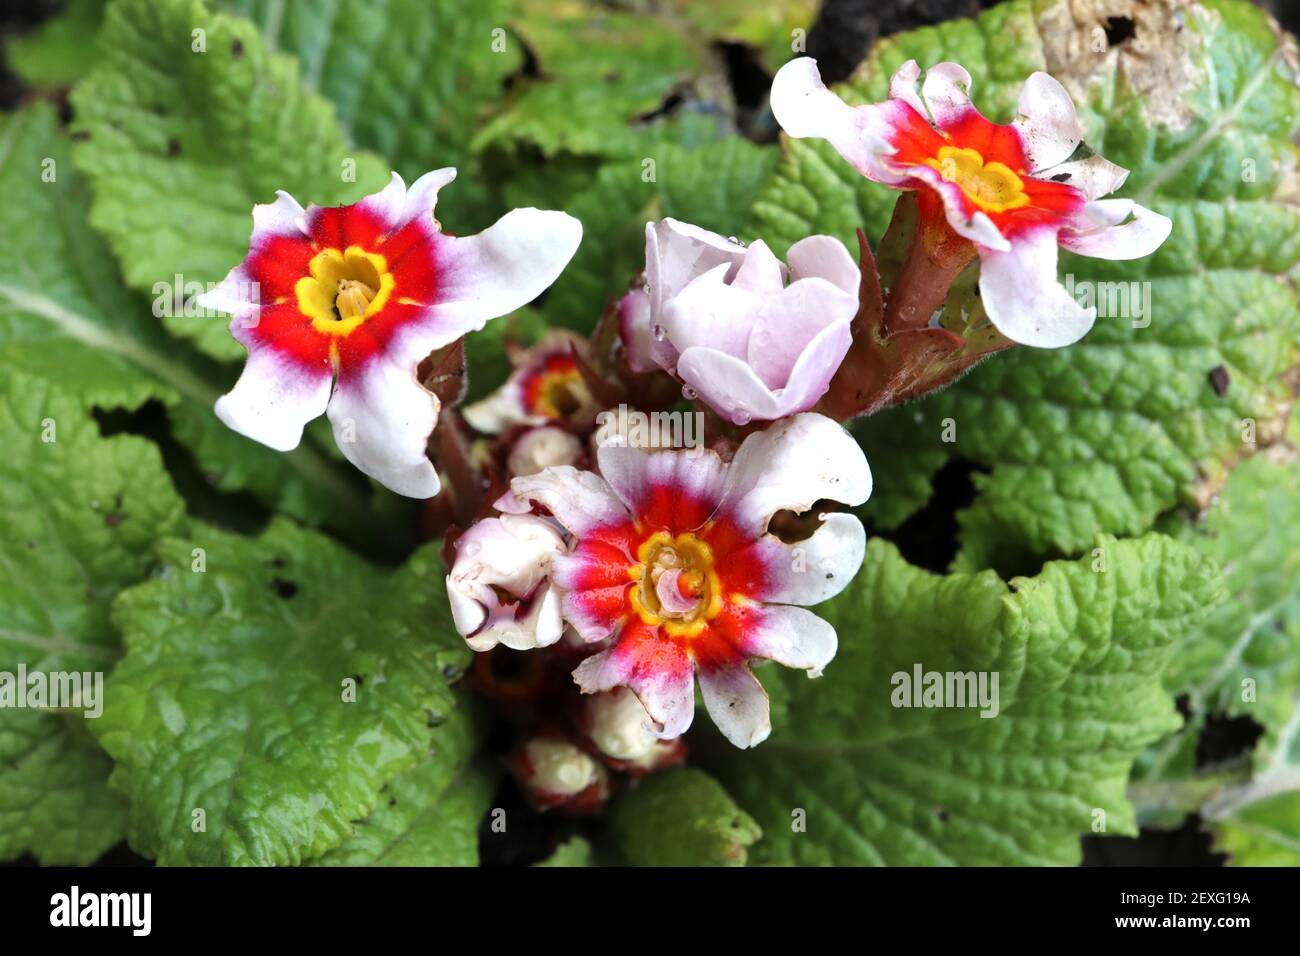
[770,58,1172,347]
[622,219,860,424]
[462,330,598,435]
[197,170,582,497]
[446,514,566,652]
[495,413,872,748]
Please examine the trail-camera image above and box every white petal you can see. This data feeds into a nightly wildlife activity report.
[698,665,771,749]
[461,381,535,434]
[739,604,839,677]
[616,286,658,374]
[251,189,309,238]
[1013,72,1083,172]
[197,190,306,325]
[742,512,866,606]
[495,466,628,536]
[920,62,973,127]
[1059,200,1172,260]
[645,219,747,369]
[888,59,926,115]
[507,426,583,477]
[1036,152,1129,202]
[401,167,457,225]
[596,443,729,520]
[770,57,909,185]
[718,413,872,535]
[214,347,332,452]
[730,239,786,296]
[572,645,695,740]
[327,356,441,498]
[663,265,762,358]
[430,208,582,339]
[977,228,1096,347]
[785,234,861,294]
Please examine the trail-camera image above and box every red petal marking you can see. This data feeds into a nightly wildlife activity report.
[306,202,390,252]
[243,301,333,370]
[565,584,632,637]
[244,233,316,301]
[884,101,950,167]
[559,522,641,591]
[887,102,1086,241]
[699,514,770,600]
[333,300,432,379]
[381,219,442,300]
[240,199,445,375]
[520,352,580,416]
[610,620,696,685]
[939,108,1028,171]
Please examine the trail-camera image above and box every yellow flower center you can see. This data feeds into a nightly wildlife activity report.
[535,369,587,419]
[628,531,722,638]
[295,246,396,336]
[923,145,1029,214]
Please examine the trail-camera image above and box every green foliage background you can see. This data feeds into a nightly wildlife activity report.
[0,0,1297,866]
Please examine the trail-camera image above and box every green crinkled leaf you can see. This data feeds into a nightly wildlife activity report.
[748,0,1300,568]
[312,704,490,866]
[657,139,782,239]
[93,520,470,865]
[608,768,760,866]
[3,0,107,89]
[0,370,187,863]
[704,534,1220,865]
[661,0,816,74]
[216,0,521,232]
[69,0,388,360]
[0,104,382,540]
[473,0,704,161]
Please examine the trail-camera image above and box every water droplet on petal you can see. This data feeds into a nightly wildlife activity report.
[734,410,752,425]
[652,324,667,341]
[463,541,482,558]
[682,384,698,400]
[727,235,746,246]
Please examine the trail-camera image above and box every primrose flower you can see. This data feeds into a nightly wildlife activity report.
[495,413,871,748]
[446,514,566,652]
[197,170,582,497]
[626,220,860,424]
[770,58,1172,347]
[462,330,598,434]
[507,425,583,478]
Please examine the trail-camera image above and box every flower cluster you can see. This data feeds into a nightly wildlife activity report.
[204,57,1170,809]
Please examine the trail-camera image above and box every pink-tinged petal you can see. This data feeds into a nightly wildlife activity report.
[213,346,332,452]
[698,664,771,749]
[785,234,860,294]
[746,277,857,387]
[1013,72,1084,172]
[572,626,696,739]
[729,239,786,295]
[446,514,566,651]
[429,208,582,340]
[645,219,748,369]
[888,59,926,115]
[771,57,911,186]
[736,512,866,606]
[496,465,628,536]
[718,413,872,535]
[1058,199,1172,261]
[557,581,628,643]
[327,352,441,498]
[920,62,973,127]
[735,603,838,676]
[663,266,762,358]
[900,164,1011,251]
[399,167,458,226]
[595,444,729,532]
[616,286,657,374]
[977,227,1095,347]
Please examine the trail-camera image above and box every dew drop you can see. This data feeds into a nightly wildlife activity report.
[726,235,746,246]
[682,384,698,400]
[652,324,667,341]
[462,541,482,558]
[734,410,752,425]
